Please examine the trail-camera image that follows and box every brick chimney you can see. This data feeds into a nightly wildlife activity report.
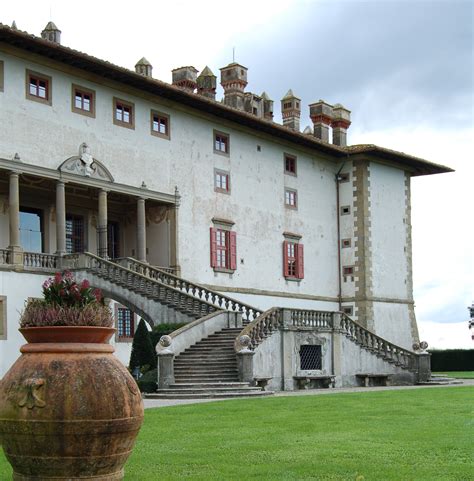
[220,62,248,111]
[41,21,61,44]
[281,90,301,131]
[309,100,333,143]
[261,92,274,121]
[197,66,217,100]
[172,66,198,92]
[135,57,153,78]
[331,104,351,147]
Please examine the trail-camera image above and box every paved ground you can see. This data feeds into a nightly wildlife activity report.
[143,379,474,409]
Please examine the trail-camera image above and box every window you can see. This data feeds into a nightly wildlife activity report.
[300,345,321,370]
[283,101,292,109]
[107,221,120,259]
[72,84,95,117]
[340,205,351,215]
[26,70,51,105]
[0,61,4,92]
[117,307,134,338]
[214,169,230,193]
[113,97,134,129]
[214,130,229,155]
[341,238,351,248]
[283,240,304,279]
[210,227,237,271]
[338,172,350,183]
[284,154,297,175]
[66,214,84,253]
[285,189,297,209]
[342,306,354,316]
[343,265,354,282]
[20,208,43,253]
[151,110,170,139]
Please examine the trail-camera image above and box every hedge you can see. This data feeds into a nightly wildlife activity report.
[150,322,187,348]
[137,368,157,393]
[429,349,474,371]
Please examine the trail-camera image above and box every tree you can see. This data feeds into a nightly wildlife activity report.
[129,319,156,374]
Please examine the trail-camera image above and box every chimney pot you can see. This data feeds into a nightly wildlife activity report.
[41,21,61,44]
[172,66,198,92]
[331,104,351,147]
[309,100,334,143]
[135,57,153,78]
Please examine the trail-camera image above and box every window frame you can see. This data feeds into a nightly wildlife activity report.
[150,109,170,140]
[113,97,135,129]
[284,153,297,176]
[25,69,52,105]
[71,84,96,118]
[340,205,351,215]
[285,188,298,209]
[116,305,135,341]
[65,214,85,254]
[210,224,237,273]
[19,206,44,253]
[213,130,230,156]
[341,238,352,248]
[214,169,231,194]
[283,239,304,280]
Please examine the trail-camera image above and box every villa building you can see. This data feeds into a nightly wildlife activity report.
[0,22,451,392]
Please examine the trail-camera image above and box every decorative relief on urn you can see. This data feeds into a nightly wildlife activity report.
[18,378,46,409]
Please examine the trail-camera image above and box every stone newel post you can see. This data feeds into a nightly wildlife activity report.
[157,335,175,389]
[236,335,255,383]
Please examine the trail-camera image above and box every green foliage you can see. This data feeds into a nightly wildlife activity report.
[1,387,473,480]
[137,368,157,393]
[429,349,474,371]
[129,319,156,371]
[150,322,187,348]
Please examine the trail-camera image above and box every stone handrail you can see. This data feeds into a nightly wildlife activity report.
[339,313,415,370]
[114,257,262,322]
[235,307,282,352]
[63,252,220,319]
[290,309,333,329]
[23,252,58,269]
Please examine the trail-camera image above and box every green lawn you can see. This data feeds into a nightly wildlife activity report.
[433,371,474,379]
[1,387,473,480]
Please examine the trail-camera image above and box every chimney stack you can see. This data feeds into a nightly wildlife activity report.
[309,100,333,143]
[281,90,301,131]
[172,66,198,92]
[261,92,274,121]
[135,57,153,78]
[331,104,351,147]
[220,62,248,111]
[41,21,61,44]
[197,66,217,100]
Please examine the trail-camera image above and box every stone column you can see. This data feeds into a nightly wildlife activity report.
[56,180,66,256]
[8,171,23,265]
[136,198,146,262]
[98,189,108,258]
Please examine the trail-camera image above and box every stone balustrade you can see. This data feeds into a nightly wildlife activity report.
[114,257,262,322]
[289,309,333,329]
[23,252,58,269]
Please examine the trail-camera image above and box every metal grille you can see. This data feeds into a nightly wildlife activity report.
[300,345,322,370]
[117,308,133,338]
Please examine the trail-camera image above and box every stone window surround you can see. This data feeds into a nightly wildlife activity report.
[71,83,96,118]
[340,205,351,215]
[114,302,135,343]
[214,168,231,194]
[213,129,230,156]
[210,217,236,274]
[25,69,52,106]
[113,97,135,130]
[342,305,354,316]
[284,153,297,176]
[341,238,352,248]
[150,109,170,140]
[0,295,6,340]
[285,188,298,210]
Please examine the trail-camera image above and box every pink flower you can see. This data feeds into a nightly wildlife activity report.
[64,271,73,280]
[42,279,51,289]
[81,279,90,289]
[93,288,102,302]
[54,272,62,284]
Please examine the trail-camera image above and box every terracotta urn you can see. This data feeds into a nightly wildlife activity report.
[0,326,144,481]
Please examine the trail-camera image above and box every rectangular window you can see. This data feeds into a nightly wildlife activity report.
[341,238,351,248]
[214,169,230,193]
[284,154,297,175]
[285,189,297,209]
[20,207,43,253]
[26,70,52,105]
[300,345,322,370]
[210,227,237,271]
[340,205,351,215]
[283,240,304,279]
[113,97,135,129]
[72,84,95,117]
[66,214,84,253]
[214,130,229,155]
[343,266,354,275]
[151,110,170,139]
[117,307,134,338]
[107,221,120,259]
[342,306,354,316]
[0,61,4,92]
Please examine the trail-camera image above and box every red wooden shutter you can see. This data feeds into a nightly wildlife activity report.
[229,231,237,270]
[210,228,217,267]
[296,243,304,279]
[283,241,289,277]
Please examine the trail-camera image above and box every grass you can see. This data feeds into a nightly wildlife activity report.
[433,371,474,379]
[1,387,473,480]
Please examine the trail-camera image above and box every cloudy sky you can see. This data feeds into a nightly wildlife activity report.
[3,0,473,347]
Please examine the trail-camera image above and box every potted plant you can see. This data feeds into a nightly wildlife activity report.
[0,271,144,481]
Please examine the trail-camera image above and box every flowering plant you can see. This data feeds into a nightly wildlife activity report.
[20,271,113,328]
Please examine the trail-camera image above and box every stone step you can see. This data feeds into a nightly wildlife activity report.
[145,390,274,400]
[174,377,240,383]
[174,369,239,375]
[169,382,250,389]
[175,361,237,367]
[177,354,236,359]
[154,386,262,394]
